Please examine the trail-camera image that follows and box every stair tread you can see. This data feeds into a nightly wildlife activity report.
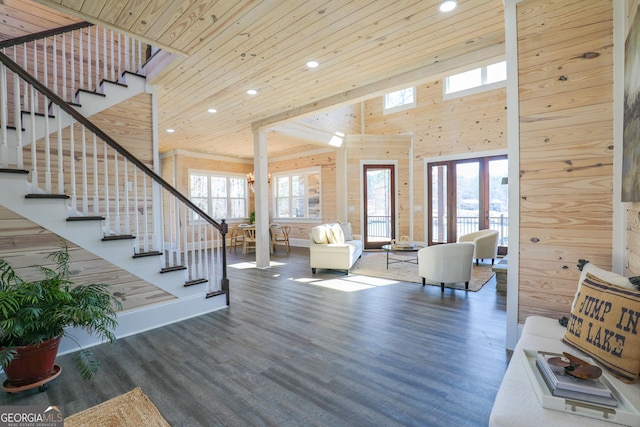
[184,278,208,287]
[25,193,69,199]
[102,235,136,241]
[161,265,187,273]
[0,168,29,175]
[133,251,163,258]
[67,216,105,221]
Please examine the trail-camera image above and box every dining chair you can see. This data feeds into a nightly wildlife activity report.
[229,226,244,252]
[272,225,291,253]
[242,227,257,255]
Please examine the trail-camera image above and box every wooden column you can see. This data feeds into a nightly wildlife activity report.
[253,129,270,268]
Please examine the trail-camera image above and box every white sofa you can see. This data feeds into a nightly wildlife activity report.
[309,223,362,274]
[490,262,640,426]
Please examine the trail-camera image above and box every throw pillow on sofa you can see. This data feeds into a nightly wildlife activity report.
[311,225,329,244]
[339,222,353,241]
[327,223,345,244]
[572,261,639,310]
[564,272,640,383]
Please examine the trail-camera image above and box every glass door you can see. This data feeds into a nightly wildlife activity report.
[428,155,507,248]
[363,165,395,249]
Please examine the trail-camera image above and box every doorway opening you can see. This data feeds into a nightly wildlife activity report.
[363,164,395,249]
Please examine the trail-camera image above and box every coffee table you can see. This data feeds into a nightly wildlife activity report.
[381,244,422,269]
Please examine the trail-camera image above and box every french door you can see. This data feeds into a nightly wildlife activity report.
[363,164,395,249]
[428,156,508,249]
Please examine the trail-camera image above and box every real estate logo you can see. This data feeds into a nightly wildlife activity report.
[0,405,63,427]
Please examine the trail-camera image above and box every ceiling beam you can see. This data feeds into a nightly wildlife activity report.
[252,43,505,131]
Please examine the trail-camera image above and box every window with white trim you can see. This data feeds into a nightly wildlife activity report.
[384,87,415,113]
[189,171,248,220]
[444,61,506,96]
[273,169,321,219]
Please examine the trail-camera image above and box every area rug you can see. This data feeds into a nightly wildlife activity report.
[351,252,495,291]
[64,387,170,427]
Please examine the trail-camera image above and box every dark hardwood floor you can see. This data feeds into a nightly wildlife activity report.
[0,247,509,426]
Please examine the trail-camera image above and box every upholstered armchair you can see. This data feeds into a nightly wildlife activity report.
[458,229,499,265]
[417,242,475,292]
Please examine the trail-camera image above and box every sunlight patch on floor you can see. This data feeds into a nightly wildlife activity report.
[303,274,399,292]
[228,261,287,270]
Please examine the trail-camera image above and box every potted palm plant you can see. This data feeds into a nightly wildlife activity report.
[0,241,121,388]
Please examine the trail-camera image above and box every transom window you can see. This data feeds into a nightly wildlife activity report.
[273,168,321,219]
[189,171,248,220]
[444,61,506,97]
[384,87,416,113]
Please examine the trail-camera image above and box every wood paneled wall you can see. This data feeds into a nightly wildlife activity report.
[516,0,614,321]
[362,79,507,241]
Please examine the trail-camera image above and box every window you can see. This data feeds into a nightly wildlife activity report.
[189,171,248,220]
[384,87,415,113]
[274,169,321,219]
[444,61,506,97]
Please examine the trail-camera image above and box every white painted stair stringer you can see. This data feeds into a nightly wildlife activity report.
[0,172,208,300]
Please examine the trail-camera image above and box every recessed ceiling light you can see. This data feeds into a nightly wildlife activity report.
[247,89,257,95]
[166,128,175,133]
[306,60,319,68]
[207,108,217,113]
[439,0,457,13]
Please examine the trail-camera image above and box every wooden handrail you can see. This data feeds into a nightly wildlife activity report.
[0,22,92,49]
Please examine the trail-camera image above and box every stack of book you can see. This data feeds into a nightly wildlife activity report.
[536,352,618,407]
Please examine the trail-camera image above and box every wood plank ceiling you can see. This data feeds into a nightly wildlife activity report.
[3,0,505,160]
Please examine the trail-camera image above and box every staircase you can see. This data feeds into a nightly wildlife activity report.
[0,23,229,353]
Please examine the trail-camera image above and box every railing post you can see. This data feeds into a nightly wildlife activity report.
[220,219,229,305]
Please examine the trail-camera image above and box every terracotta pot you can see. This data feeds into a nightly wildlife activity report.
[3,335,62,387]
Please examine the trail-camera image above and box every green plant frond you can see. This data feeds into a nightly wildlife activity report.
[0,241,119,378]
[0,347,17,368]
[73,349,101,380]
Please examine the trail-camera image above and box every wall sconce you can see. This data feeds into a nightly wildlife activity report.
[247,172,271,192]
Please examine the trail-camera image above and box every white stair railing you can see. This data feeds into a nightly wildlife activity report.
[0,38,229,302]
[0,22,146,119]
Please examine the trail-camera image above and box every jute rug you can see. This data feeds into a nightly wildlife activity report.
[64,387,170,427]
[351,252,495,291]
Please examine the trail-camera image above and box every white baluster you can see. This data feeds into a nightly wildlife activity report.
[43,38,48,94]
[133,168,140,252]
[56,105,64,194]
[79,29,84,92]
[69,123,76,207]
[43,96,51,193]
[81,125,88,213]
[61,33,67,101]
[124,36,129,75]
[70,31,76,99]
[12,52,23,168]
[103,143,110,235]
[52,35,58,96]
[0,62,7,167]
[92,134,99,215]
[87,26,92,91]
[103,27,108,83]
[110,30,115,82]
[114,151,121,235]
[29,87,38,189]
[117,34,122,81]
[123,158,130,235]
[142,174,149,252]
[95,26,100,90]
[22,44,28,111]
[33,40,38,113]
